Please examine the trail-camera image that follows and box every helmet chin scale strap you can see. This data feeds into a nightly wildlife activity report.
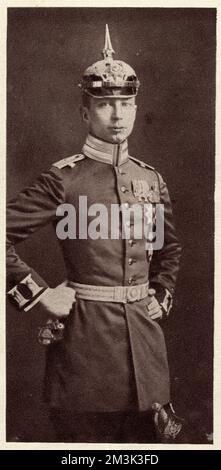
[83,89,138,99]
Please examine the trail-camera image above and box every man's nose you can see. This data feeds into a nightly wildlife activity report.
[111,102,123,119]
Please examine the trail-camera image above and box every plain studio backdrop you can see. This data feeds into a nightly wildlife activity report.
[6,8,215,442]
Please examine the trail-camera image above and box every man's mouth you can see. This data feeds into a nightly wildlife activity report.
[110,127,125,132]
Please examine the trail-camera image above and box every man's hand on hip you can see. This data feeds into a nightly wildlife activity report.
[147,288,163,320]
[39,283,76,318]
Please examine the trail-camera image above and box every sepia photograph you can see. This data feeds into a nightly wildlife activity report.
[5,6,215,445]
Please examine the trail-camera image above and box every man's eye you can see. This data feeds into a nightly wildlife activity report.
[122,102,133,108]
[98,102,108,108]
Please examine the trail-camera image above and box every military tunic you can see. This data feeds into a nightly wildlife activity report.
[6,134,181,413]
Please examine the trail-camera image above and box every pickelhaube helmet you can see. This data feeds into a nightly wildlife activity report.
[79,24,140,98]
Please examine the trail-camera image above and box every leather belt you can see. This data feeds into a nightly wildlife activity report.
[68,281,149,303]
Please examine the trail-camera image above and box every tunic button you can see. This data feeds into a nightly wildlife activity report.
[124,203,129,209]
[121,186,127,193]
[126,221,130,227]
[128,276,134,285]
[128,258,134,265]
[129,239,134,246]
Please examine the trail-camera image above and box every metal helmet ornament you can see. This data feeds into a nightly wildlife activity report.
[79,24,140,98]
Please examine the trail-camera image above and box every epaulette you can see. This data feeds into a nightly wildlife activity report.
[129,155,155,171]
[52,154,85,169]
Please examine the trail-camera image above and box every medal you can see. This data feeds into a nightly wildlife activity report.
[132,179,160,202]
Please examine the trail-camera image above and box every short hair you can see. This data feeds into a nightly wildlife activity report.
[81,92,92,109]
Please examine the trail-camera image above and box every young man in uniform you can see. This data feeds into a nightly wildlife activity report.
[6,26,182,443]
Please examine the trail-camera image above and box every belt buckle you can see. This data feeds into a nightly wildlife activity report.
[126,286,140,303]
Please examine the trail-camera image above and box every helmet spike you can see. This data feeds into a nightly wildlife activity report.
[80,25,140,98]
[102,24,115,60]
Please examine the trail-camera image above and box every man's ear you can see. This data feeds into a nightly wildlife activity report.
[80,105,90,124]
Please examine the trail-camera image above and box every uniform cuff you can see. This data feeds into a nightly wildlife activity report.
[7,273,48,311]
[160,288,173,316]
[150,284,173,316]
[23,287,50,311]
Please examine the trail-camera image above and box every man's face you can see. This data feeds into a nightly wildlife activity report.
[83,96,137,144]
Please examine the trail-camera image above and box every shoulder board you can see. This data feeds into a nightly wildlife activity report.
[129,155,155,171]
[52,154,85,169]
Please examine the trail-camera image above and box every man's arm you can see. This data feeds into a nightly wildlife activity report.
[148,173,182,318]
[6,166,75,316]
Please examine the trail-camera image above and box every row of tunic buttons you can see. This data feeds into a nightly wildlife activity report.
[123,203,135,249]
[117,167,136,286]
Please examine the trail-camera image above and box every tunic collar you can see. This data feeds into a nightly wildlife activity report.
[82,134,129,166]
